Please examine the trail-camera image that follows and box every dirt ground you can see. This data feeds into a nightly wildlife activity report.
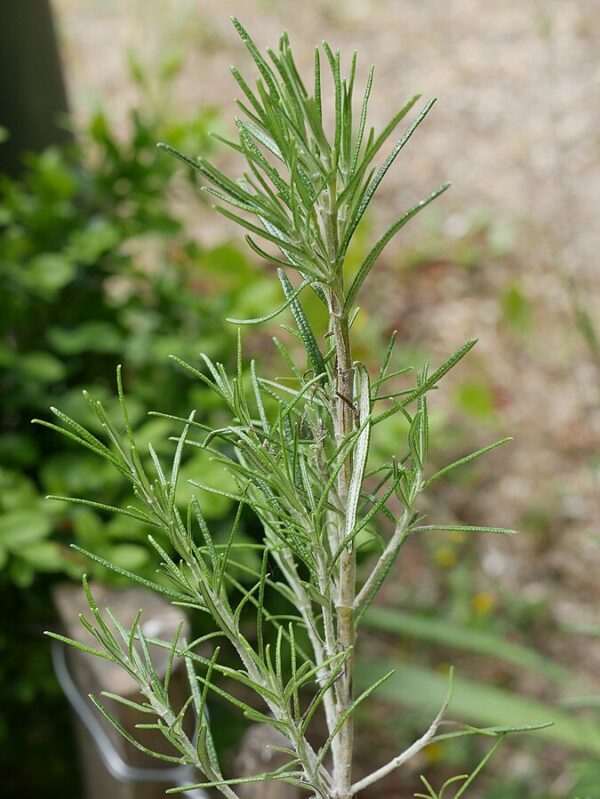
[51,0,600,795]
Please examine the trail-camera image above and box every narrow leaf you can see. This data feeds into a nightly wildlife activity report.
[340,98,436,258]
[374,338,477,425]
[278,270,326,378]
[343,183,450,312]
[410,524,517,536]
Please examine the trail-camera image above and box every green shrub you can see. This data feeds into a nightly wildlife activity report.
[0,104,263,586]
[0,95,263,798]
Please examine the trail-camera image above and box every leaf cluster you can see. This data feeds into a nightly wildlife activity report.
[159,18,449,307]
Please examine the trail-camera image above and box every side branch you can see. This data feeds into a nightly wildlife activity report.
[353,505,411,619]
[349,677,452,795]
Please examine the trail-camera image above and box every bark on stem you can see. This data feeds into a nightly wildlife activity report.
[329,291,356,799]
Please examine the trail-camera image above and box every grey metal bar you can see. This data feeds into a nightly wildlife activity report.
[51,641,208,798]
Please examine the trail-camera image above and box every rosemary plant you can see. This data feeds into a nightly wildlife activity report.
[40,19,541,799]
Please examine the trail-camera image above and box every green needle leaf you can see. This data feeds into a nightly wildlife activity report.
[343,182,451,313]
[339,97,436,258]
[278,270,326,378]
[410,524,517,536]
[374,338,478,425]
[422,436,513,489]
[226,278,311,325]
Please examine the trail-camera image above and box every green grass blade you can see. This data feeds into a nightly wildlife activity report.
[362,608,569,684]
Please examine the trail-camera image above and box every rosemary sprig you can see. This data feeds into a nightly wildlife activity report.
[40,18,523,799]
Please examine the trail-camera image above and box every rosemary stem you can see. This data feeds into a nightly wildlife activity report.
[330,294,356,799]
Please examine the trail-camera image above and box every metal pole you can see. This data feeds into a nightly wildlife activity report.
[0,0,71,176]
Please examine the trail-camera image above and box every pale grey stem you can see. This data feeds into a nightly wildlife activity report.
[314,550,345,770]
[353,475,422,617]
[276,545,339,741]
[318,160,358,799]
[329,297,356,799]
[146,692,240,799]
[349,688,451,795]
[187,555,330,794]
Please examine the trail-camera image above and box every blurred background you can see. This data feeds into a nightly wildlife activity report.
[1,1,600,797]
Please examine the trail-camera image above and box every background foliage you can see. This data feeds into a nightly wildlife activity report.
[0,86,272,796]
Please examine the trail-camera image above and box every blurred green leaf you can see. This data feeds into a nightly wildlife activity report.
[105,544,150,572]
[363,608,569,684]
[502,282,532,331]
[71,508,105,550]
[28,253,76,295]
[19,542,65,572]
[40,453,122,496]
[68,219,121,264]
[0,468,38,509]
[47,322,124,355]
[9,559,35,588]
[19,352,67,383]
[456,379,496,421]
[0,510,51,550]
[0,435,39,468]
[570,762,600,797]
[88,110,111,143]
